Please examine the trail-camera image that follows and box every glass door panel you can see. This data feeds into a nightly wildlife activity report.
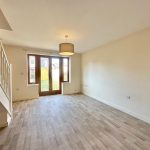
[52,58,60,91]
[63,58,69,81]
[40,57,49,92]
[39,56,61,95]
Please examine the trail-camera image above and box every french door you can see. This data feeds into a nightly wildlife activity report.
[28,54,69,96]
[39,56,61,96]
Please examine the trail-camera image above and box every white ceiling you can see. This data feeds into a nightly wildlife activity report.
[0,0,150,53]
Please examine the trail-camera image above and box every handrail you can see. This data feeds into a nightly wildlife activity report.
[0,40,12,115]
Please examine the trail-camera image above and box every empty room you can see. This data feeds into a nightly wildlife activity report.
[0,0,150,150]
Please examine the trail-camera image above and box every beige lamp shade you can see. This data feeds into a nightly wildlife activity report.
[59,43,74,56]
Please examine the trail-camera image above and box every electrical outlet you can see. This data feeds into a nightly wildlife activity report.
[127,96,131,99]
[16,88,20,91]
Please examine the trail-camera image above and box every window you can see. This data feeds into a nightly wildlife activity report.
[28,55,69,86]
[62,58,69,82]
[28,55,36,84]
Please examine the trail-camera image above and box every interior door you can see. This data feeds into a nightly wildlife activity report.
[39,56,61,96]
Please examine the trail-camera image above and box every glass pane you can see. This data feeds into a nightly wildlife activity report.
[52,58,60,90]
[63,58,68,81]
[40,57,49,92]
[29,56,36,83]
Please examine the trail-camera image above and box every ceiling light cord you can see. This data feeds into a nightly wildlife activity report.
[59,34,75,56]
[65,35,68,42]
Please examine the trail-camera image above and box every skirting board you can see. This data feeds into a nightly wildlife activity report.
[0,115,12,128]
[13,97,38,103]
[0,122,8,128]
[83,93,150,124]
[62,92,82,95]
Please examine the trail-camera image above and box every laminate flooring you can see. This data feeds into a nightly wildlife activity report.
[0,95,150,150]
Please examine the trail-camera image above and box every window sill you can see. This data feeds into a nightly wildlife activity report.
[27,84,39,86]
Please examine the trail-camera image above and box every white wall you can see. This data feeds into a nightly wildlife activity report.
[82,27,150,123]
[62,53,81,94]
[4,45,81,101]
[5,46,39,101]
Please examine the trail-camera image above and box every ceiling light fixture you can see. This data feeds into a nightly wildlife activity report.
[59,35,74,56]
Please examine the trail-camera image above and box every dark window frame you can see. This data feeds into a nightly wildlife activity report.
[28,54,69,84]
[28,54,38,84]
[62,57,69,82]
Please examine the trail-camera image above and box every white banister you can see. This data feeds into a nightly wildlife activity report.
[9,64,12,114]
[0,40,12,115]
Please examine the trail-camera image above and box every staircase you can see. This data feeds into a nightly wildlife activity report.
[0,40,12,128]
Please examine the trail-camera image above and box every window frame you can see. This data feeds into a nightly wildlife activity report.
[28,54,37,84]
[28,54,70,85]
[62,57,69,82]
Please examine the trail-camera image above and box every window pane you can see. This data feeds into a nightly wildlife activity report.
[29,56,36,83]
[52,58,60,90]
[40,57,49,92]
[63,58,69,81]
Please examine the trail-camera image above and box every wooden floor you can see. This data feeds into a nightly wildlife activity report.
[0,95,150,150]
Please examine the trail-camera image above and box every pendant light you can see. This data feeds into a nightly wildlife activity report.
[59,35,74,56]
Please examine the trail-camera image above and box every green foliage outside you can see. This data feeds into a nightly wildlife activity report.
[41,67,59,91]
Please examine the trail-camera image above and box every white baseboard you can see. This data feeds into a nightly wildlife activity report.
[13,97,38,103]
[62,92,82,95]
[7,114,12,126]
[0,122,8,128]
[0,114,12,128]
[83,93,150,124]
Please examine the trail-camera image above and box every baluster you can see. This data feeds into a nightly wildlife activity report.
[5,63,8,96]
[5,60,8,96]
[5,61,8,97]
[8,66,10,98]
[3,53,4,89]
[1,51,4,88]
[8,67,10,99]
[7,64,9,97]
[4,57,6,93]
[0,47,1,85]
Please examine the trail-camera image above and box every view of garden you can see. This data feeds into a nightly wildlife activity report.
[29,56,68,92]
[41,58,59,92]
